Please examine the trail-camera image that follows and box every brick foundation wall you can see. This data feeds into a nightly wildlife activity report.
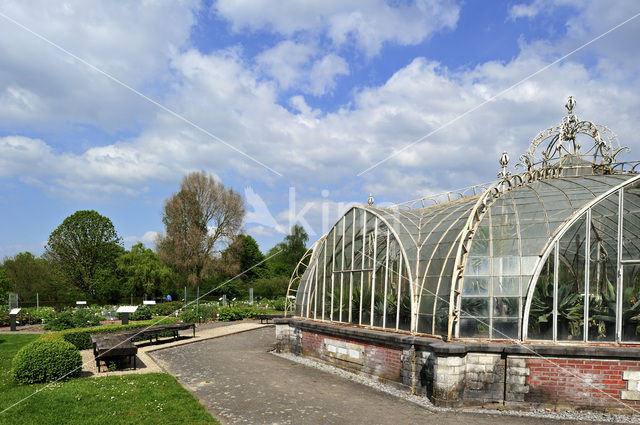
[300,330,403,382]
[276,318,640,412]
[525,358,640,409]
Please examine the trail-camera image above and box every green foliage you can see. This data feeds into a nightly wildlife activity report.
[589,278,640,338]
[43,308,102,331]
[239,235,268,280]
[264,297,286,311]
[0,307,57,327]
[45,210,123,299]
[529,275,583,337]
[0,335,218,425]
[55,318,179,350]
[180,305,217,323]
[12,338,82,384]
[129,304,153,320]
[2,252,66,302]
[117,243,174,298]
[251,276,289,298]
[217,306,261,321]
[149,301,185,317]
[0,267,10,303]
[265,225,309,278]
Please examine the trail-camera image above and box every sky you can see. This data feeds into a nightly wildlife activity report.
[0,0,639,259]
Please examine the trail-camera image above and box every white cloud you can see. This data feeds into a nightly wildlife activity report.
[308,54,349,95]
[0,0,198,130]
[214,0,460,57]
[1,1,639,229]
[123,231,160,249]
[256,41,316,90]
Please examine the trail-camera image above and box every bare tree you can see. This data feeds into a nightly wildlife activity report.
[156,171,245,286]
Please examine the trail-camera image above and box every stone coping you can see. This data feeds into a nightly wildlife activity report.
[277,317,640,359]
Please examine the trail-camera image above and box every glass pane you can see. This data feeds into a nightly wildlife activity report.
[398,274,411,331]
[462,276,489,295]
[623,181,640,260]
[459,298,489,337]
[588,194,618,342]
[494,277,520,296]
[493,256,520,275]
[493,318,518,340]
[361,270,373,326]
[528,248,554,340]
[467,257,490,275]
[622,265,640,342]
[493,297,519,317]
[350,271,361,325]
[557,216,585,341]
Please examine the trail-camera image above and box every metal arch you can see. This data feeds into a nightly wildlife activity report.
[355,206,417,320]
[521,173,640,341]
[518,97,628,171]
[291,205,416,329]
[447,179,503,340]
[285,236,325,317]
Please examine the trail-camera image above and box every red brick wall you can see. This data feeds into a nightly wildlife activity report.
[525,358,640,409]
[300,330,403,382]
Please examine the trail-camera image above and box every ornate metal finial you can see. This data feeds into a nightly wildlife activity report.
[367,193,374,206]
[565,95,576,115]
[497,152,511,180]
[518,96,626,171]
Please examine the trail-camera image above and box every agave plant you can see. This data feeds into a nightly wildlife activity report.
[589,278,640,339]
[529,275,583,338]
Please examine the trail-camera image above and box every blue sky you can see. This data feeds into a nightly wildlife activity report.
[1,0,639,258]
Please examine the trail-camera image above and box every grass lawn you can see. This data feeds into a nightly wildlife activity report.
[0,334,218,425]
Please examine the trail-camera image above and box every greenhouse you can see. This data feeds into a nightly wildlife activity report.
[291,96,640,345]
[277,98,640,410]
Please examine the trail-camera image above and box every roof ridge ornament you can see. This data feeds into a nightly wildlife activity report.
[517,96,628,172]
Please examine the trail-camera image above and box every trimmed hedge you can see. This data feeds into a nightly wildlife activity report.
[12,338,82,384]
[56,318,179,350]
[217,306,261,322]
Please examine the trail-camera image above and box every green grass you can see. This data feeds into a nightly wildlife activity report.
[0,334,218,425]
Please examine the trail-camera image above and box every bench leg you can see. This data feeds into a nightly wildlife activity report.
[133,355,136,370]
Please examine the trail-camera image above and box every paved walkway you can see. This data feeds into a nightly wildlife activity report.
[150,326,605,425]
[81,321,268,377]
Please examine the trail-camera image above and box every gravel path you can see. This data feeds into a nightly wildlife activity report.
[150,326,636,425]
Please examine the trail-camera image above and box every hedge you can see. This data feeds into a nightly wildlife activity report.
[55,317,179,350]
[217,306,262,322]
[12,338,82,384]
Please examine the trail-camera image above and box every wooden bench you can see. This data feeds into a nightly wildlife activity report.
[258,314,283,324]
[90,323,196,372]
[91,333,137,372]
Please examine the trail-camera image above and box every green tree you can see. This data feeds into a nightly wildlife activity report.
[0,267,10,303]
[156,171,245,286]
[2,252,67,302]
[45,210,123,297]
[239,235,268,281]
[117,243,174,298]
[266,225,310,278]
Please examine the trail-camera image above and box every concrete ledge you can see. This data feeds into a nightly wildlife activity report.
[279,318,640,359]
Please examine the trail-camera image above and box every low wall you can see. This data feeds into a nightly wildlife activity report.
[275,318,640,412]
